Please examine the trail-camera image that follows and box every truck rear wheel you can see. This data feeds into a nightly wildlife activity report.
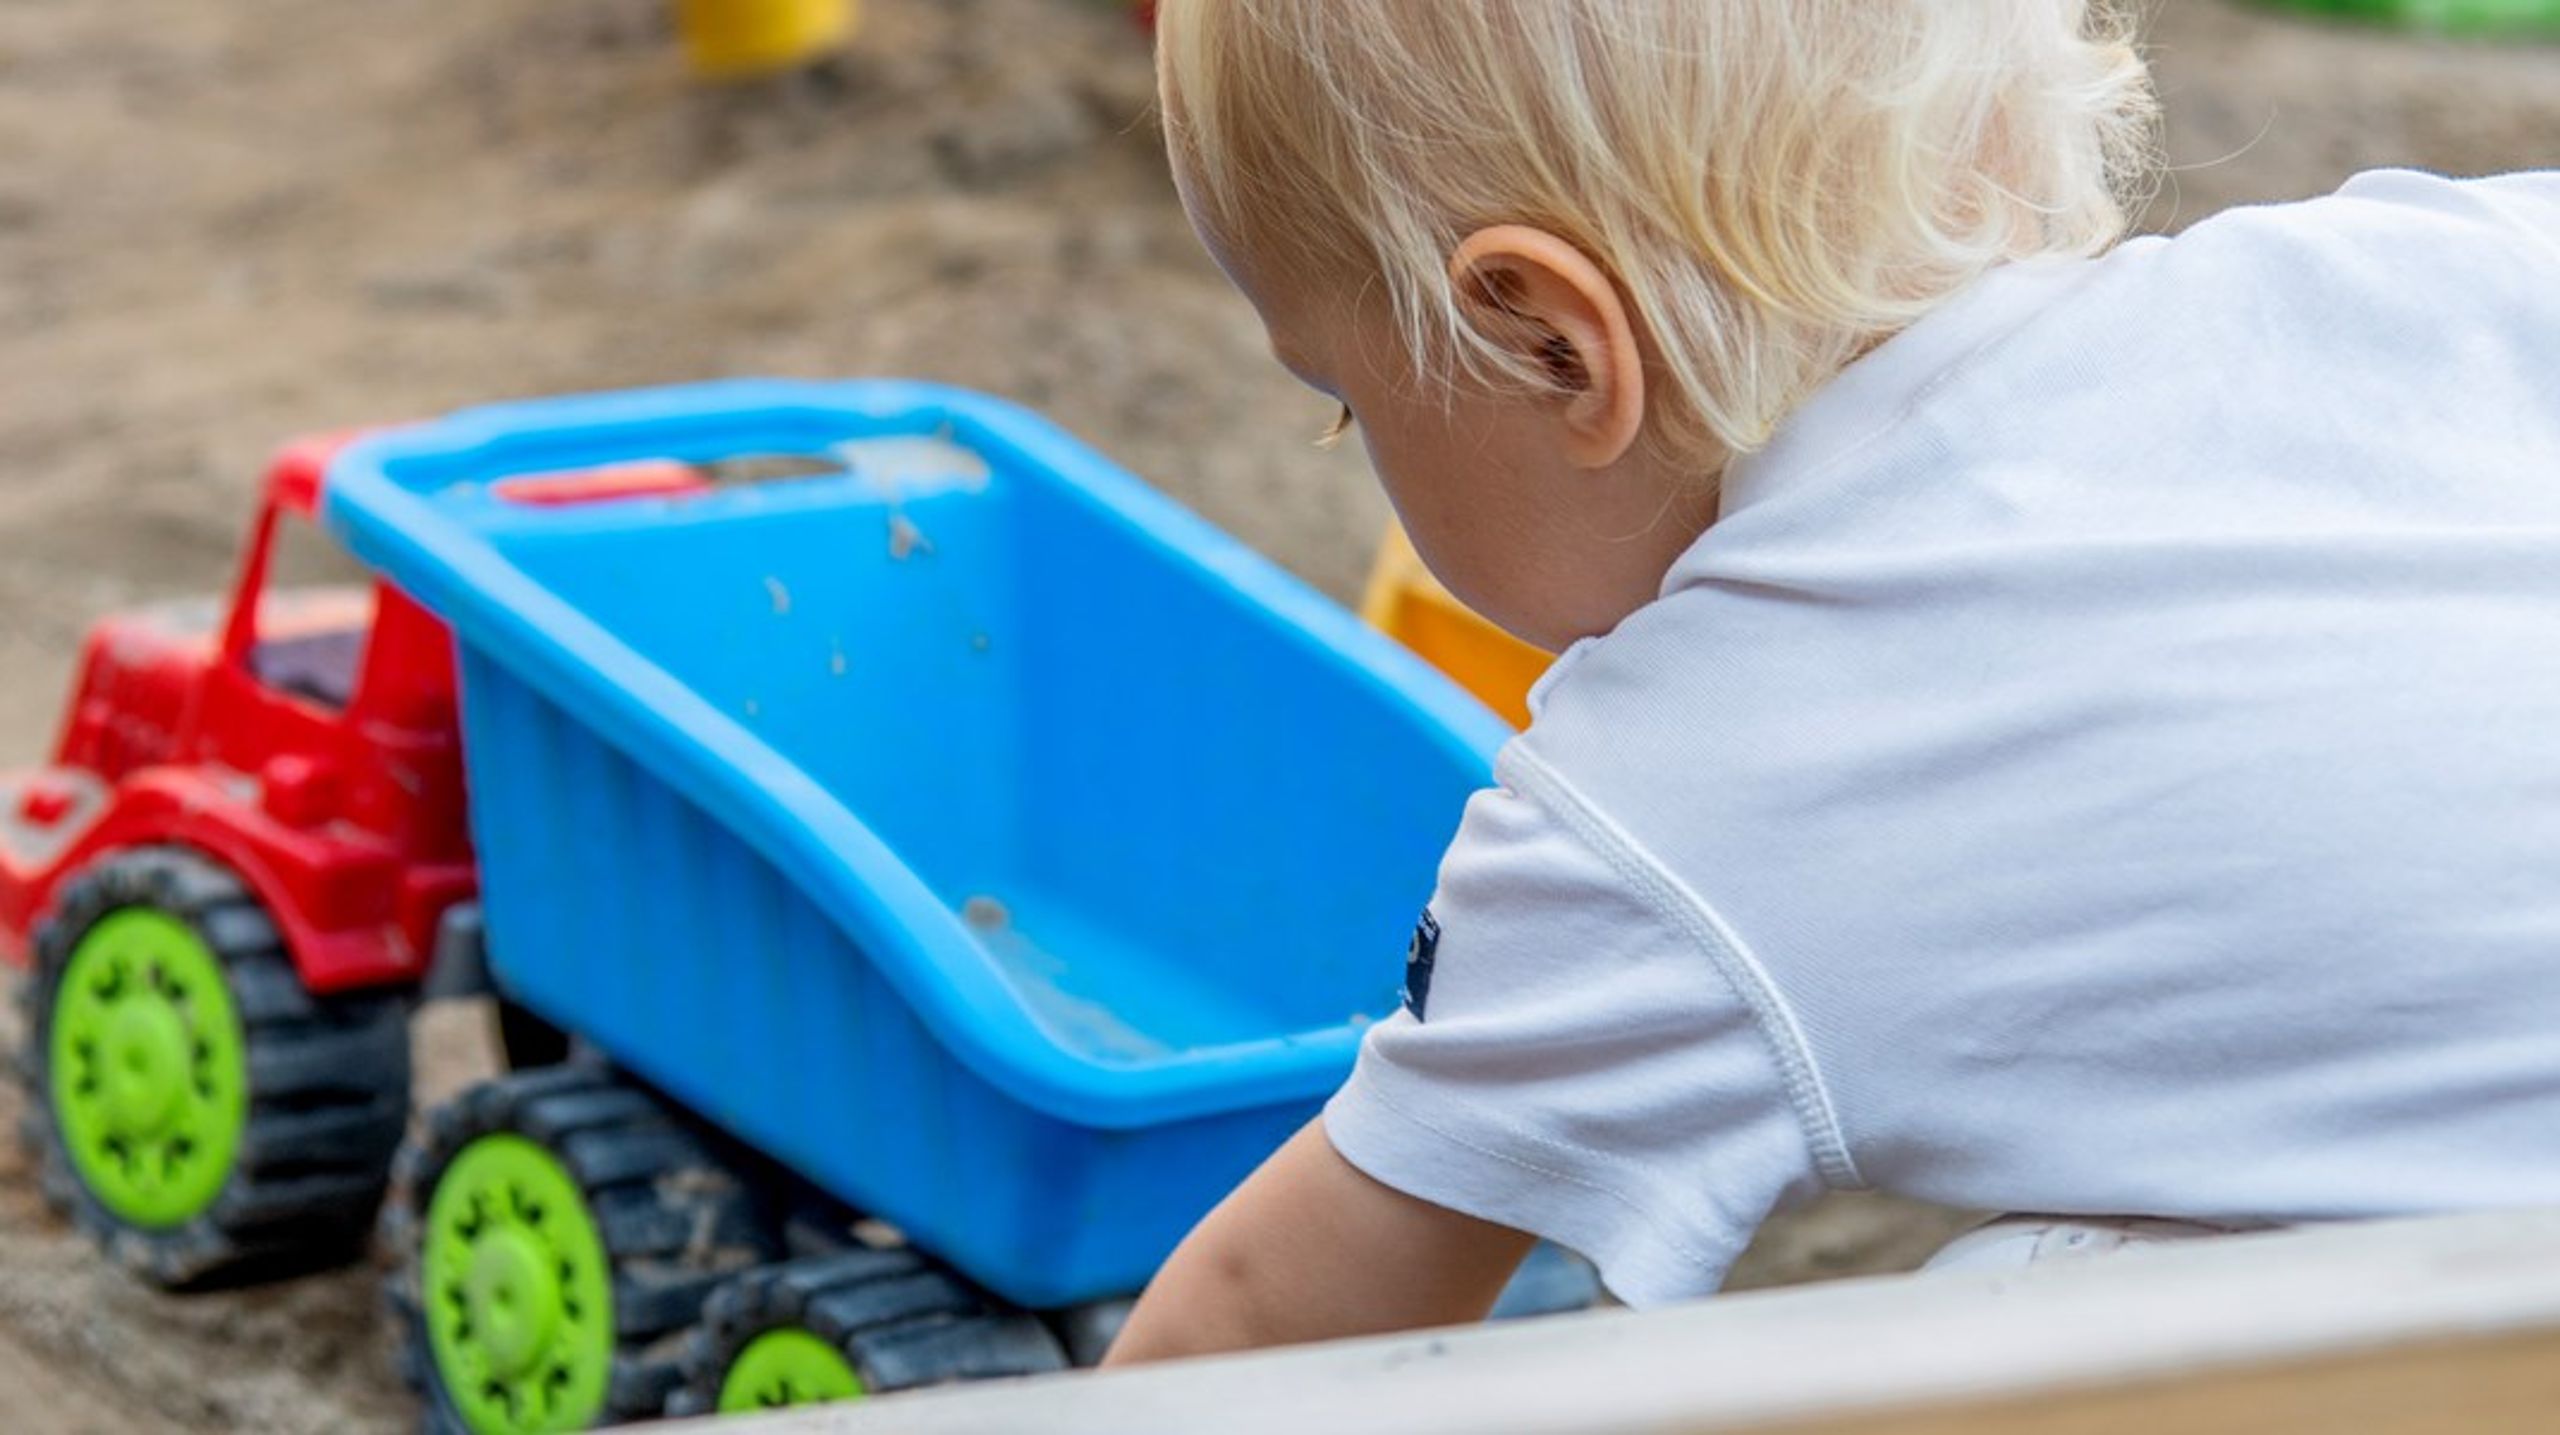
[386,1065,779,1433]
[17,847,409,1286]
[668,1247,1068,1417]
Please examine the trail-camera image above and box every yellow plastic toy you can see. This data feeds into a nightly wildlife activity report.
[1361,523,1553,730]
[675,0,856,79]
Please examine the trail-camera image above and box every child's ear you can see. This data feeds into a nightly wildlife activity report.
[1448,226,1647,470]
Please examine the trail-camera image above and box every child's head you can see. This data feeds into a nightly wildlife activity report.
[1158,0,2155,649]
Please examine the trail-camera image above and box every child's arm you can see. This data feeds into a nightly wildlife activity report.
[1104,1118,1536,1365]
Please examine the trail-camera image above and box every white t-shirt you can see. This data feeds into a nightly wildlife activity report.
[1324,170,2560,1308]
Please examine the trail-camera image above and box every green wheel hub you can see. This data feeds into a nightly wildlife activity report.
[719,1327,867,1412]
[423,1135,614,1434]
[48,909,248,1228]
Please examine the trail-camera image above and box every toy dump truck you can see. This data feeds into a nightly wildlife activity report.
[4,380,1589,1431]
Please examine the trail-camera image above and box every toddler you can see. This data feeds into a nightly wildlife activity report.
[1111,0,2560,1362]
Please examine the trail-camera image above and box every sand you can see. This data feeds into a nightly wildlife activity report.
[0,0,2551,1425]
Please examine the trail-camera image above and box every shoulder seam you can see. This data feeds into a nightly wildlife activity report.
[1500,745,1866,1191]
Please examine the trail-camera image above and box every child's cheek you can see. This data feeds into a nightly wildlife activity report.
[1362,426,1498,620]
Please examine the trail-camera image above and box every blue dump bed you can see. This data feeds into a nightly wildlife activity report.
[322,381,1506,1309]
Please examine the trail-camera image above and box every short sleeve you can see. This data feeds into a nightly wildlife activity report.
[1322,750,1828,1307]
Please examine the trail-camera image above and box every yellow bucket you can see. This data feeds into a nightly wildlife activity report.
[1360,523,1553,730]
[675,0,857,79]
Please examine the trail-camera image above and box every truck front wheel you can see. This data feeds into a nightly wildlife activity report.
[17,847,411,1286]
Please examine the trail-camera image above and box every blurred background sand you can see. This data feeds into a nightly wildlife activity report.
[0,1,2551,1426]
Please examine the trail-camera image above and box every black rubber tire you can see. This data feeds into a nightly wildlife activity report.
[16,846,410,1288]
[1048,1297,1136,1369]
[667,1247,1069,1417]
[385,1064,782,1432]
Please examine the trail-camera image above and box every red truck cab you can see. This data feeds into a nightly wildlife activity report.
[0,431,475,992]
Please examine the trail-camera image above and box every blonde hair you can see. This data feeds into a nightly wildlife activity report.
[1159,0,2158,464]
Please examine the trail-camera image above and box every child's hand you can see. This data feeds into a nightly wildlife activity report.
[1104,1117,1535,1366]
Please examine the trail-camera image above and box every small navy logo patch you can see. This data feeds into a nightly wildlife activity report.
[1403,908,1441,1022]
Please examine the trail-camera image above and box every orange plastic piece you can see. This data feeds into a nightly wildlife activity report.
[675,0,857,79]
[1360,523,1553,730]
